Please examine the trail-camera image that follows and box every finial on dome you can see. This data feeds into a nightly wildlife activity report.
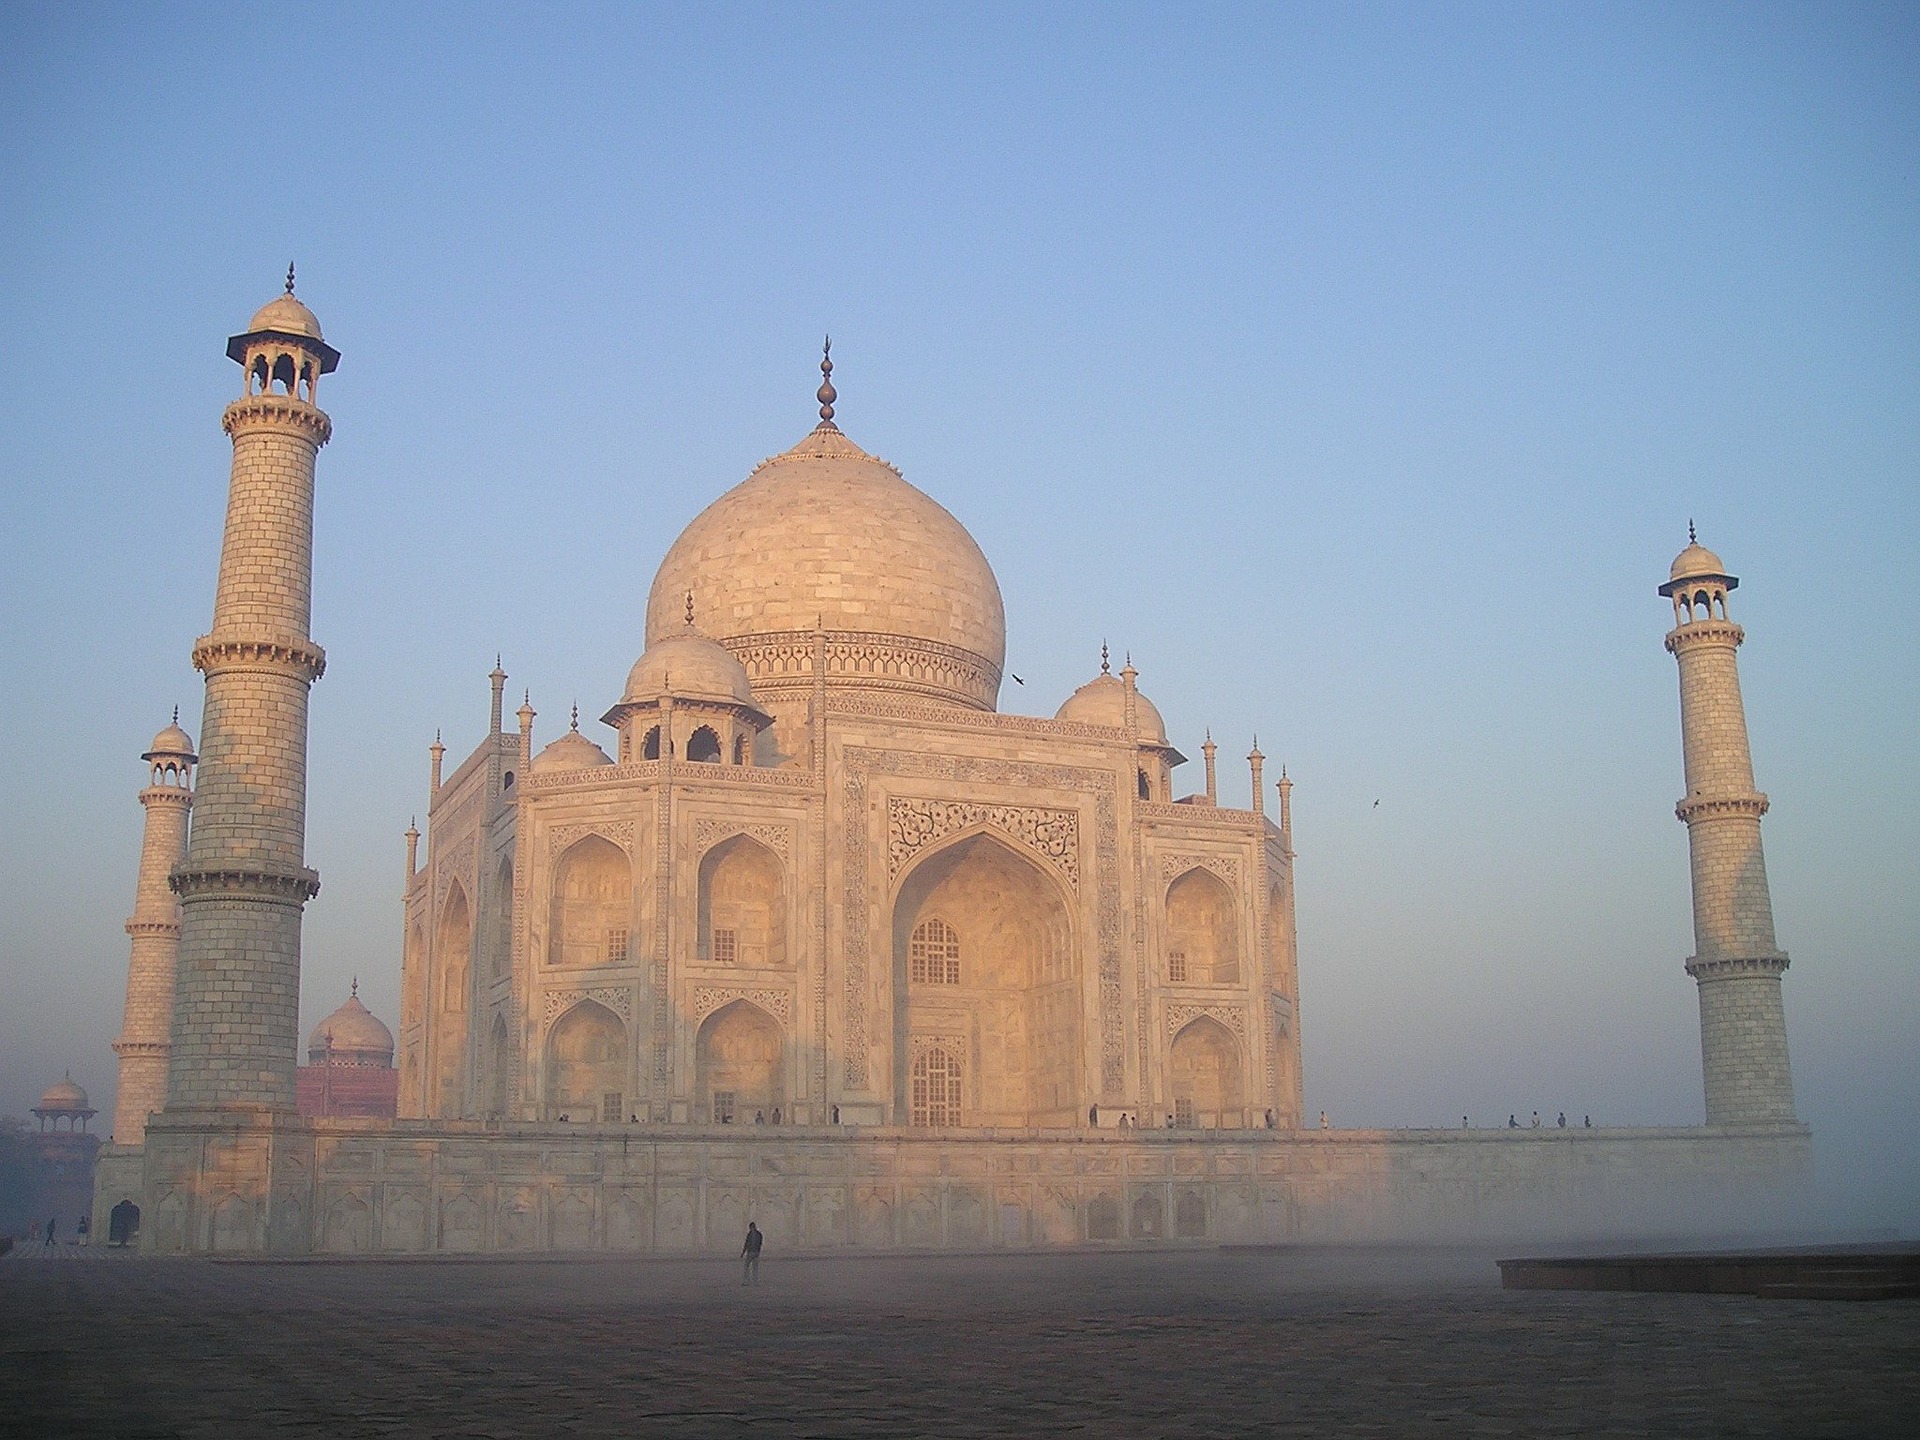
[1688,518,1697,544]
[172,705,179,724]
[816,336,838,428]
[285,261,296,295]
[350,976,358,998]
[685,591,695,627]
[571,702,580,732]
[1100,641,1110,675]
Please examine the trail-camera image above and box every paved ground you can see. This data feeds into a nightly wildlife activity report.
[2,1245,1915,1438]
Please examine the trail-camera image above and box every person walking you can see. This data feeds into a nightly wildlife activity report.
[741,1221,763,1285]
[43,1218,57,1248]
[76,1215,89,1247]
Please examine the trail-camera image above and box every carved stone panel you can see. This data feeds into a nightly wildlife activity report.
[693,818,792,864]
[691,985,792,1028]
[543,986,633,1026]
[1160,853,1240,885]
[1166,1002,1246,1042]
[887,797,1079,890]
[549,821,635,856]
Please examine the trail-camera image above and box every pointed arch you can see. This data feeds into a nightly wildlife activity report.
[548,835,631,969]
[545,999,627,1122]
[433,883,472,1117]
[697,833,786,969]
[1165,867,1241,985]
[891,830,1079,1127]
[1169,1015,1244,1129]
[693,998,784,1123]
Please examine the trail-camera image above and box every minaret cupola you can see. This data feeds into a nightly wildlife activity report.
[227,264,340,404]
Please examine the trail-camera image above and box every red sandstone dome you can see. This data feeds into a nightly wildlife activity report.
[307,985,395,1067]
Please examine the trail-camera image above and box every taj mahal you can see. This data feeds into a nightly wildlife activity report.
[92,280,1809,1255]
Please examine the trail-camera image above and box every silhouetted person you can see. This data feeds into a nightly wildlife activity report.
[1319,1110,1329,1130]
[43,1218,56,1248]
[771,1107,781,1125]
[1508,1114,1518,1128]
[1583,1115,1592,1128]
[76,1215,88,1246]
[830,1104,840,1124]
[754,1110,765,1125]
[1462,1116,1469,1129]
[741,1222,763,1284]
[1265,1109,1276,1129]
[1530,1111,1541,1128]
[1557,1112,1567,1128]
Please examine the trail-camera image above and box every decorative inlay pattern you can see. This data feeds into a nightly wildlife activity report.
[887,798,1079,890]
[728,630,1002,711]
[1160,853,1240,885]
[543,986,632,1025]
[1167,1002,1245,1041]
[692,985,792,1027]
[844,749,1124,1098]
[908,1032,966,1061]
[693,818,792,863]
[549,821,634,855]
[435,837,477,905]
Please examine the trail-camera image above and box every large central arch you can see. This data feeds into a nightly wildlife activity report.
[890,831,1079,1127]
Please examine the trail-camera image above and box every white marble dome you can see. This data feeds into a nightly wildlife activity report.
[645,424,1006,710]
[1056,669,1170,744]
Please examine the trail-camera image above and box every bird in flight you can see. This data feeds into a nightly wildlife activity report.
[1011,674,1025,685]
[1372,799,1380,808]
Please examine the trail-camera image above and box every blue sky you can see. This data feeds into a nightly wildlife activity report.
[2,3,1914,1225]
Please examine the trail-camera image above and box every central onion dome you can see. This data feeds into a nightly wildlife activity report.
[645,362,1006,711]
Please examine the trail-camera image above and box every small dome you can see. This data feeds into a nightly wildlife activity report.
[622,627,758,708]
[145,720,195,760]
[531,728,614,774]
[1669,541,1729,582]
[38,1077,89,1111]
[246,292,324,341]
[1055,671,1169,744]
[307,986,395,1066]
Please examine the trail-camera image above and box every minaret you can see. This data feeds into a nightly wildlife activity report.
[110,715,196,1142]
[1202,731,1218,804]
[1661,530,1795,1125]
[164,272,339,1111]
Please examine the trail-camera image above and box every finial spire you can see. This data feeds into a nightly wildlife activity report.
[285,261,296,295]
[1688,518,1697,544]
[350,976,358,998]
[172,705,179,724]
[816,336,837,427]
[571,702,580,732]
[685,591,695,627]
[1100,641,1110,675]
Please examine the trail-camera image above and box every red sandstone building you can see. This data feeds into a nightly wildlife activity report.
[295,983,399,1120]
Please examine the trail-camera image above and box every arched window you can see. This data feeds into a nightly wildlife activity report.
[909,918,961,984]
[911,1046,962,1126]
[641,726,661,760]
[687,726,721,763]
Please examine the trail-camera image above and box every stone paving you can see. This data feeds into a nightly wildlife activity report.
[2,1245,1915,1437]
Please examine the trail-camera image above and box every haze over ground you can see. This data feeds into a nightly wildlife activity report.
[1,5,1913,1231]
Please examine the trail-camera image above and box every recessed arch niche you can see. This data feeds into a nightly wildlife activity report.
[890,831,1078,1127]
[433,884,472,1118]
[548,835,631,969]
[697,834,786,969]
[545,1000,626,1122]
[1165,868,1241,985]
[1168,1015,1244,1129]
[694,999,784,1123]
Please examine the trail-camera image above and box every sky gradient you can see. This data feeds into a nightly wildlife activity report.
[2,4,1914,1226]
